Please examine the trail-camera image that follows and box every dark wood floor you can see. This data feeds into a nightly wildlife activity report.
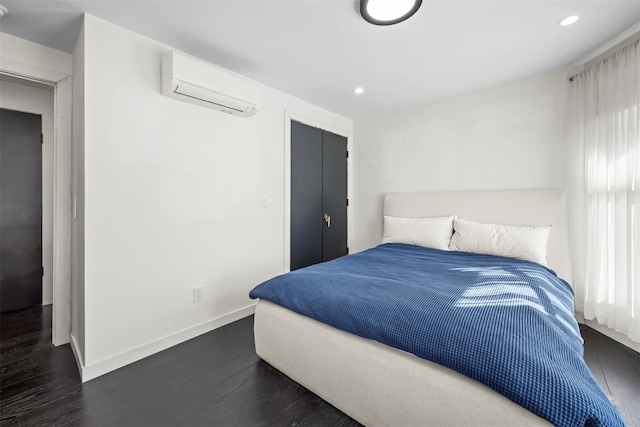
[0,305,359,427]
[581,326,640,426]
[1,306,639,427]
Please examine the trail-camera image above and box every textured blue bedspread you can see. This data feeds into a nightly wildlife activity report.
[249,243,624,427]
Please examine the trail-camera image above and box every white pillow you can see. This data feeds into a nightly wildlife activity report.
[382,216,454,251]
[449,218,550,266]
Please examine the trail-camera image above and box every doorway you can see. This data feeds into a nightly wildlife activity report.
[290,120,348,270]
[0,108,43,312]
[0,73,60,345]
[0,36,73,346]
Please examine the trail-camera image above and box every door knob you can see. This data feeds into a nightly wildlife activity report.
[323,213,331,228]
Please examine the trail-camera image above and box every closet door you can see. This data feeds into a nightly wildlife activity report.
[291,121,323,270]
[321,130,348,262]
[290,121,347,271]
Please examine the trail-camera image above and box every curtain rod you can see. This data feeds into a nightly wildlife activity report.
[568,31,640,82]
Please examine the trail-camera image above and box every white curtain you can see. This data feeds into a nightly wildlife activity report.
[567,37,640,343]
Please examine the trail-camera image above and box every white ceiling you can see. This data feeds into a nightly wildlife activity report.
[1,1,639,118]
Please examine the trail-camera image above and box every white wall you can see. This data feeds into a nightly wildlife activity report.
[0,78,55,305]
[78,15,351,379]
[352,71,569,252]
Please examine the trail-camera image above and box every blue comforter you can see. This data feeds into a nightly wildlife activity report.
[249,243,624,427]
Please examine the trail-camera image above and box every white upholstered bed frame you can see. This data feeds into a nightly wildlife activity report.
[254,189,572,426]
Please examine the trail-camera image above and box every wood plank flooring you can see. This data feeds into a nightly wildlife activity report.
[581,325,640,426]
[1,306,639,426]
[1,305,359,427]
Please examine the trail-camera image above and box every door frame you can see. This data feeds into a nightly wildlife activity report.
[0,67,72,346]
[283,111,353,273]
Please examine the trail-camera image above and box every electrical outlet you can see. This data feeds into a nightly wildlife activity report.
[193,287,203,303]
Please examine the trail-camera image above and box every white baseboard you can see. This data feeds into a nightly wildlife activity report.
[580,319,640,354]
[69,332,85,378]
[78,303,256,382]
[575,312,640,353]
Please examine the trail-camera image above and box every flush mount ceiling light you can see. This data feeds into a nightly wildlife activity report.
[361,0,422,26]
[354,87,364,94]
[559,15,579,26]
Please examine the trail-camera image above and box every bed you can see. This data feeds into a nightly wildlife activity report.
[249,189,623,426]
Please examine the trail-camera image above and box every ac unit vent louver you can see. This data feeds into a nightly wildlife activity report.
[162,51,260,118]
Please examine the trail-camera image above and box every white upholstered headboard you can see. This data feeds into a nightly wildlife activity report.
[383,189,573,285]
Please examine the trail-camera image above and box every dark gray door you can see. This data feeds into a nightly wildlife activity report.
[0,108,43,313]
[321,131,348,262]
[290,121,347,270]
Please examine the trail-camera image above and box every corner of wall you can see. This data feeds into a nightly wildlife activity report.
[70,15,86,371]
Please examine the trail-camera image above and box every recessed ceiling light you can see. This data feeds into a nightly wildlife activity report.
[354,87,364,95]
[559,15,579,26]
[361,0,422,26]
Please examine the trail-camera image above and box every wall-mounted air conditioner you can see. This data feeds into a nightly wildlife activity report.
[162,51,260,118]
